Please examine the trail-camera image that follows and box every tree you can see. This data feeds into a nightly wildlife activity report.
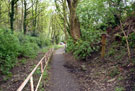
[55,0,81,41]
[23,0,27,34]
[23,0,37,34]
[0,1,2,22]
[10,0,18,32]
[67,0,81,41]
[63,0,69,40]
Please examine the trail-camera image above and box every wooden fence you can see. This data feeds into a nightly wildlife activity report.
[17,48,54,91]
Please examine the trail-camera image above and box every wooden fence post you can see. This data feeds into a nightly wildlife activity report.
[30,76,34,91]
[101,34,106,59]
[17,48,54,91]
[41,61,43,74]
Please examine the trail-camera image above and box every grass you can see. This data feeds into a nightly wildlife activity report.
[39,44,65,53]
[35,47,53,91]
[39,46,51,53]
[3,73,12,81]
[34,67,41,75]
[39,65,50,91]
[20,59,27,65]
[53,44,65,50]
[107,48,116,56]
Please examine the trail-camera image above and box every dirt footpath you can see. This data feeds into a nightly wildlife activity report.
[49,48,80,91]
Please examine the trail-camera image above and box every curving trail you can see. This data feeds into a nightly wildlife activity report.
[49,48,79,91]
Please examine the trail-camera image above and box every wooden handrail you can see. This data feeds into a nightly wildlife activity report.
[17,48,54,91]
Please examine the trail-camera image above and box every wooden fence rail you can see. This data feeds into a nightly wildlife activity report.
[17,48,54,91]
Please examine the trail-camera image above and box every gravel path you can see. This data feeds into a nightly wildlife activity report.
[49,48,80,91]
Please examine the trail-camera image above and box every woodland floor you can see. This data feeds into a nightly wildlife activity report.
[63,44,135,91]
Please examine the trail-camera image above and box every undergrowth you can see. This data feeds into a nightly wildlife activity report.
[66,30,101,60]
[0,28,52,75]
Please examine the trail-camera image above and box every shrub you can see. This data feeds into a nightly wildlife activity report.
[16,32,39,57]
[37,33,52,48]
[66,38,100,60]
[0,29,51,75]
[122,32,135,48]
[19,42,39,58]
[128,33,135,48]
[66,28,101,60]
[17,33,51,48]
[0,29,20,74]
[17,33,38,44]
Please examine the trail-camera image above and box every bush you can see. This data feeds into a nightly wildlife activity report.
[0,29,48,75]
[37,33,52,48]
[17,34,39,57]
[19,42,39,58]
[66,38,100,60]
[0,29,20,74]
[128,33,135,48]
[17,33,51,48]
[66,28,101,60]
[17,32,38,44]
[122,32,135,48]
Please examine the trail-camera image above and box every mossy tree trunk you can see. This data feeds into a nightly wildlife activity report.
[63,0,69,40]
[67,0,81,41]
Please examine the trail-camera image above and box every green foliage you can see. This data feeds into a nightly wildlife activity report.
[65,0,104,60]
[19,42,39,58]
[40,46,51,53]
[128,33,135,48]
[77,0,116,30]
[20,59,27,65]
[35,67,41,75]
[122,33,135,48]
[53,45,64,50]
[66,36,100,60]
[118,76,124,81]
[109,67,120,78]
[115,87,125,91]
[108,48,116,56]
[39,65,50,91]
[16,33,39,57]
[0,29,20,74]
[37,33,52,48]
[0,29,51,75]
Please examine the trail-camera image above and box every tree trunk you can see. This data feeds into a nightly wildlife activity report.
[10,0,15,32]
[15,3,19,30]
[32,0,34,32]
[21,0,24,31]
[34,0,38,34]
[63,0,68,40]
[0,1,2,23]
[67,0,81,41]
[23,0,27,34]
